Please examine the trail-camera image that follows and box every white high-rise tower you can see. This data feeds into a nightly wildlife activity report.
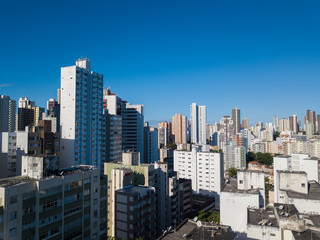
[190,103,207,144]
[60,59,103,169]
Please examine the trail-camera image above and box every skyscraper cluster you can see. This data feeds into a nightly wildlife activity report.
[1,58,320,239]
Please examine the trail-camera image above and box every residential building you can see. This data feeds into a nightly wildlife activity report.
[0,164,107,240]
[190,103,206,144]
[18,97,44,131]
[46,98,60,132]
[173,147,224,208]
[107,167,132,237]
[158,121,172,143]
[220,170,265,234]
[0,95,16,132]
[121,103,144,163]
[115,185,156,240]
[223,145,246,170]
[144,124,158,163]
[232,107,241,134]
[103,109,122,163]
[60,58,103,169]
[171,114,187,144]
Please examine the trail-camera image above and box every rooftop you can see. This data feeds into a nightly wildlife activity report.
[247,208,279,228]
[0,165,98,188]
[292,230,320,240]
[274,203,300,219]
[222,177,260,195]
[161,220,236,240]
[285,181,320,200]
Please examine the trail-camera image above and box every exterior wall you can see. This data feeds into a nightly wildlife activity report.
[121,103,144,163]
[0,167,107,240]
[288,197,320,215]
[224,145,246,170]
[0,95,16,132]
[115,186,156,240]
[60,59,103,169]
[278,172,308,195]
[220,191,260,233]
[247,225,280,240]
[103,111,122,163]
[173,149,223,207]
[273,156,291,203]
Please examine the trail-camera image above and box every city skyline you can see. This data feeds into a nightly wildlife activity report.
[1,1,320,124]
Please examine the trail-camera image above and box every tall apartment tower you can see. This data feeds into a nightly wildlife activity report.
[103,88,122,163]
[190,103,206,144]
[171,114,187,144]
[241,118,249,129]
[18,97,44,131]
[273,116,279,132]
[46,98,60,132]
[232,107,241,134]
[158,121,172,143]
[305,110,316,133]
[121,102,144,162]
[289,115,298,133]
[0,95,16,132]
[60,59,103,169]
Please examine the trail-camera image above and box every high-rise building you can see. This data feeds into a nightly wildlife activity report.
[158,121,172,143]
[190,103,206,144]
[289,115,298,133]
[241,117,249,130]
[121,102,144,162]
[144,123,158,163]
[273,116,279,132]
[60,59,103,169]
[223,145,246,170]
[18,97,44,131]
[232,107,241,134]
[305,110,316,133]
[115,185,156,240]
[317,114,320,134]
[174,147,224,208]
[103,88,122,163]
[107,167,132,237]
[0,163,107,240]
[171,114,187,144]
[0,95,16,132]
[46,98,60,132]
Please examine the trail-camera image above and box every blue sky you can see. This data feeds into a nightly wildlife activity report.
[1,0,320,125]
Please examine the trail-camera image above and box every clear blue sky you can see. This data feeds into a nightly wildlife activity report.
[1,0,320,125]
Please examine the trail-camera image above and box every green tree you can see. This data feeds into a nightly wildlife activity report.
[206,211,220,223]
[166,142,177,150]
[198,210,208,220]
[265,177,273,205]
[227,167,237,177]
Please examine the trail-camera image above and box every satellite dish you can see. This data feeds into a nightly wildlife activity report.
[197,221,202,227]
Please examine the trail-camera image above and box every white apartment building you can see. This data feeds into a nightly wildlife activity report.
[173,147,223,208]
[60,59,103,169]
[0,131,28,178]
[220,170,265,235]
[190,103,206,145]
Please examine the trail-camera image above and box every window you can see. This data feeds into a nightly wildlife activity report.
[10,195,17,204]
[10,211,17,220]
[270,233,276,237]
[239,180,243,184]
[9,227,17,236]
[301,183,306,187]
